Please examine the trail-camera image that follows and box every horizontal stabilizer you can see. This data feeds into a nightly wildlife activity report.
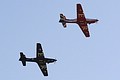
[59,14,67,28]
[19,52,26,66]
[62,22,67,28]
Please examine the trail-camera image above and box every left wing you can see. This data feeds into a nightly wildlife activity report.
[36,43,45,58]
[37,62,48,76]
[77,4,90,37]
[77,24,90,37]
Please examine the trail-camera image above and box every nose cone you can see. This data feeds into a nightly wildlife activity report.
[54,59,57,62]
[96,19,99,22]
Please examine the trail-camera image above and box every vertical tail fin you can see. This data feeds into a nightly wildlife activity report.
[19,52,26,66]
[59,14,67,28]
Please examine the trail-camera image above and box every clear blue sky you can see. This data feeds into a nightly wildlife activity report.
[0,0,120,80]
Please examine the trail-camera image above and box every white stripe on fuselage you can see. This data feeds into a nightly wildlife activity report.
[64,19,77,23]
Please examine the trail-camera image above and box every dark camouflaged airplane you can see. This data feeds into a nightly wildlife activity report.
[59,4,98,37]
[19,43,57,76]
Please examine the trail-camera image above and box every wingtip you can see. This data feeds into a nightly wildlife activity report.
[44,74,48,76]
[86,35,90,37]
[85,34,90,37]
[76,3,81,6]
[37,43,41,45]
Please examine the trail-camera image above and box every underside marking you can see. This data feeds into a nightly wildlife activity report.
[81,26,88,30]
[38,48,42,51]
[78,13,84,17]
[41,65,47,69]
[38,53,43,56]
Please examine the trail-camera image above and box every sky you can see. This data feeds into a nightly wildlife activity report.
[0,0,120,80]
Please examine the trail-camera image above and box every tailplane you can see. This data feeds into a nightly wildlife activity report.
[59,14,67,28]
[19,52,26,66]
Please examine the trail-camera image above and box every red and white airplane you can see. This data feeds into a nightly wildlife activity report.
[59,4,98,37]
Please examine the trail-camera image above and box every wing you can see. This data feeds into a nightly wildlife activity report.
[36,43,45,58]
[37,62,48,76]
[78,24,90,37]
[77,4,86,22]
[77,4,90,37]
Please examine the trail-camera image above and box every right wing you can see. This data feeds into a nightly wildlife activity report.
[36,43,45,58]
[37,62,48,76]
[77,4,90,37]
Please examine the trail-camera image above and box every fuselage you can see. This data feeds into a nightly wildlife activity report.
[25,57,57,64]
[59,18,98,24]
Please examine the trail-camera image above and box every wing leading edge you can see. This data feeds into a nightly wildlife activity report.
[77,4,90,37]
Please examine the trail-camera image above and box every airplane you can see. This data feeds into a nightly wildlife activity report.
[19,43,57,76]
[59,4,98,37]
